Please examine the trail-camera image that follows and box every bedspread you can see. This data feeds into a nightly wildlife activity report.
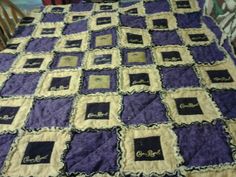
[0,0,236,176]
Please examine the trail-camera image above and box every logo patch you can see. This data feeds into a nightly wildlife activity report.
[51,7,64,13]
[49,76,71,91]
[176,0,191,8]
[85,102,110,119]
[127,33,143,44]
[20,17,34,24]
[65,40,82,48]
[161,51,182,62]
[207,70,234,83]
[41,28,56,35]
[153,19,168,29]
[96,17,111,25]
[175,97,203,115]
[23,58,44,68]
[129,73,150,86]
[94,54,112,65]
[189,34,209,42]
[0,106,19,124]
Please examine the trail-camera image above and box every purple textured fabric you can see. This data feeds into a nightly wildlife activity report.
[0,134,16,170]
[211,90,236,119]
[122,48,153,66]
[0,73,41,96]
[121,93,168,125]
[50,52,84,69]
[144,0,170,14]
[202,16,222,40]
[63,20,88,35]
[90,28,117,49]
[65,129,118,174]
[189,42,225,63]
[13,25,35,38]
[26,37,58,53]
[42,13,65,22]
[0,53,17,72]
[175,12,202,28]
[71,3,93,12]
[120,14,146,29]
[174,120,233,167]
[151,30,182,46]
[161,66,200,89]
[25,97,73,129]
[223,39,236,65]
[81,69,117,94]
[119,1,139,8]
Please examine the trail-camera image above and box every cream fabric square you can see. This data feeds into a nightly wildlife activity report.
[0,97,33,132]
[152,45,194,66]
[73,94,121,129]
[179,27,214,46]
[185,168,236,177]
[43,5,70,13]
[65,12,91,23]
[119,2,145,16]
[120,65,162,93]
[0,74,8,88]
[170,0,200,13]
[94,3,118,12]
[146,12,177,30]
[226,120,236,147]
[196,60,236,89]
[163,88,220,124]
[119,27,151,48]
[36,70,81,97]
[83,48,121,69]
[120,125,182,174]
[3,129,70,177]
[33,22,64,38]
[90,12,118,31]
[55,32,88,52]
[4,37,30,53]
[12,53,53,73]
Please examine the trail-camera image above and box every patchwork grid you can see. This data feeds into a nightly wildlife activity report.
[0,0,236,176]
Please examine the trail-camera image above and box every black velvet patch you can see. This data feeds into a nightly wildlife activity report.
[100,5,112,10]
[127,33,143,44]
[96,17,111,25]
[161,51,182,62]
[6,43,19,50]
[189,34,209,42]
[41,28,56,35]
[94,54,112,65]
[0,106,19,124]
[49,76,71,91]
[153,19,168,29]
[72,15,85,21]
[175,97,203,115]
[23,58,44,68]
[129,73,150,86]
[207,70,234,83]
[85,102,110,119]
[21,141,54,164]
[125,8,138,14]
[176,0,191,8]
[134,136,164,161]
[51,7,64,13]
[65,40,82,48]
[20,17,34,24]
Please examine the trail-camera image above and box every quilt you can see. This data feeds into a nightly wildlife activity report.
[0,0,236,176]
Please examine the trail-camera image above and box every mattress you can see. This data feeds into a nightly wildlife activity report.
[0,0,236,176]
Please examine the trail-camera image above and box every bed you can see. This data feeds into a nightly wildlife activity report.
[0,0,236,176]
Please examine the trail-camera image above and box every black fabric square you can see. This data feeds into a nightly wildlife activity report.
[176,0,191,8]
[85,102,110,119]
[129,73,150,86]
[49,76,71,91]
[175,97,203,115]
[20,17,34,24]
[0,106,19,124]
[96,17,111,25]
[21,141,54,164]
[72,15,85,21]
[7,43,19,50]
[134,136,164,161]
[23,58,44,68]
[127,33,143,44]
[189,34,209,42]
[153,19,168,29]
[100,5,112,10]
[51,7,64,13]
[65,40,82,48]
[41,28,56,35]
[161,51,182,62]
[94,54,112,65]
[125,8,138,14]
[207,70,234,83]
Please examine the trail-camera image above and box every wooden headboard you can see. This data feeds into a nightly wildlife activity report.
[0,0,25,51]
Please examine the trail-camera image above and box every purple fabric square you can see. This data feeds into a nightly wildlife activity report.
[175,12,202,28]
[65,129,118,174]
[0,73,41,96]
[202,16,222,40]
[42,13,65,22]
[50,52,84,69]
[81,70,117,94]
[120,14,146,29]
[25,97,73,129]
[119,1,139,8]
[71,3,93,12]
[211,90,236,119]
[174,120,233,167]
[144,0,170,14]
[160,66,200,89]
[26,37,58,53]
[121,93,168,125]
[189,42,225,63]
[223,39,236,65]
[0,134,16,169]
[13,25,35,38]
[122,48,153,66]
[151,30,182,46]
[0,53,17,72]
[63,20,88,35]
[90,28,117,49]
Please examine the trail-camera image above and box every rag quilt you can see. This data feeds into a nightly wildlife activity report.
[0,0,236,176]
